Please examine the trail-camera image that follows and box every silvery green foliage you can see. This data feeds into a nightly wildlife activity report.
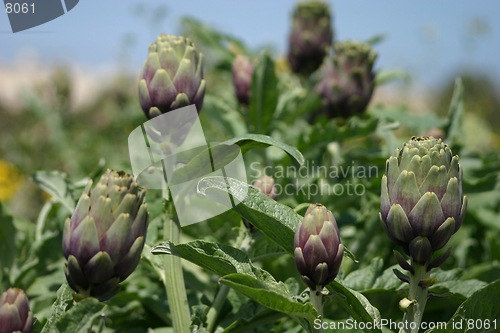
[380,136,467,263]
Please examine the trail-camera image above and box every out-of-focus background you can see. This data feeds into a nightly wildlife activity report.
[1,0,499,218]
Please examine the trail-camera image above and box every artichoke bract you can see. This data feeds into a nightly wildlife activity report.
[380,137,467,264]
[63,169,149,299]
[232,55,253,105]
[287,1,333,76]
[0,288,33,333]
[139,34,206,119]
[294,204,343,290]
[316,40,377,118]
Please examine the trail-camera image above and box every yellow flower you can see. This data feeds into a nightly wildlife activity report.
[0,159,24,201]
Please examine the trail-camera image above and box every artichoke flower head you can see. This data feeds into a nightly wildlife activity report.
[380,137,467,264]
[63,169,149,299]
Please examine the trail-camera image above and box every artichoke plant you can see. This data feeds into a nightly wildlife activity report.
[287,1,333,76]
[316,40,377,118]
[380,137,467,264]
[0,288,33,333]
[232,55,253,105]
[294,204,343,290]
[63,169,149,299]
[139,34,206,119]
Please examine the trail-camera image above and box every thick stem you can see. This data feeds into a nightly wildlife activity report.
[309,286,324,333]
[162,188,191,333]
[399,260,430,333]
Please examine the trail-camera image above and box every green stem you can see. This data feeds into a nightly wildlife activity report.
[399,260,430,333]
[206,231,253,332]
[162,188,191,333]
[309,286,323,333]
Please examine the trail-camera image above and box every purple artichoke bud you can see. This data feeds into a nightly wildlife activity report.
[244,176,277,231]
[139,34,206,119]
[63,169,149,299]
[380,137,467,264]
[232,55,253,105]
[287,1,333,76]
[316,40,377,118]
[253,176,277,200]
[0,288,33,333]
[294,204,343,290]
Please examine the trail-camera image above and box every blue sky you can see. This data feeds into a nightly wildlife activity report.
[1,0,499,88]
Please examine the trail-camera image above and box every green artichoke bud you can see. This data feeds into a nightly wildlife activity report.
[243,176,277,232]
[0,288,33,333]
[316,40,377,118]
[232,55,253,105]
[380,137,467,264]
[287,1,333,76]
[139,34,206,119]
[63,169,149,299]
[294,204,343,290]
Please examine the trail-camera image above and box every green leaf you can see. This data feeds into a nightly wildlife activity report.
[247,233,286,261]
[223,134,304,165]
[424,280,500,333]
[169,134,304,185]
[197,176,356,264]
[248,51,279,135]
[31,171,75,212]
[151,240,280,288]
[375,69,411,86]
[220,273,317,324]
[429,279,487,301]
[342,258,384,291]
[326,281,382,333]
[52,298,106,333]
[443,77,465,150]
[202,94,247,138]
[41,283,74,333]
[0,204,17,281]
[222,309,286,333]
[198,176,301,255]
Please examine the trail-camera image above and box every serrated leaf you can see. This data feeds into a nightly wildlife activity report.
[151,240,281,290]
[41,283,74,333]
[424,280,500,333]
[342,258,384,291]
[31,171,75,212]
[222,308,286,333]
[52,298,106,333]
[220,273,317,323]
[429,279,487,301]
[248,51,279,135]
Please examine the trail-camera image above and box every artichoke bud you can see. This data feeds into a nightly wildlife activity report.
[315,40,377,118]
[243,176,277,232]
[232,55,253,105]
[287,1,333,76]
[0,288,33,333]
[294,204,343,290]
[380,137,467,263]
[63,169,149,300]
[139,34,206,119]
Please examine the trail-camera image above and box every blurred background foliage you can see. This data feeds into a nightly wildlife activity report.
[0,3,499,332]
